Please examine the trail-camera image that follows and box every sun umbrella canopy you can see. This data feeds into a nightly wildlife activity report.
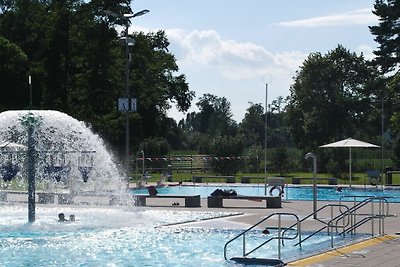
[320,138,380,187]
[320,138,380,148]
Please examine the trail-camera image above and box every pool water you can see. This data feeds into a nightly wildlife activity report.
[132,185,400,202]
[0,206,368,266]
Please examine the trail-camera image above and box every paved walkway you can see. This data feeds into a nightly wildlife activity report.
[138,190,400,267]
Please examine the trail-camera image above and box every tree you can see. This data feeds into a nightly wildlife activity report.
[370,0,400,165]
[128,31,194,150]
[286,45,380,150]
[238,102,264,148]
[0,36,28,110]
[193,93,237,136]
[0,1,194,157]
[206,135,244,175]
[369,0,400,74]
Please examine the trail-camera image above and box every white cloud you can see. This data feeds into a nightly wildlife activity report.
[166,29,306,82]
[278,8,378,27]
[356,45,375,60]
[162,28,308,121]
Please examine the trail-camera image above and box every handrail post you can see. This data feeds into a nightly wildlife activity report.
[242,235,246,257]
[330,205,334,248]
[278,214,282,259]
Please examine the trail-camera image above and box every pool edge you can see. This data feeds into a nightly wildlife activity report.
[287,234,399,266]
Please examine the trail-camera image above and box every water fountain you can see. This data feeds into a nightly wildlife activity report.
[0,110,129,222]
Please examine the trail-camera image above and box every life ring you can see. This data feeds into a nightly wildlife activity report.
[269,185,284,197]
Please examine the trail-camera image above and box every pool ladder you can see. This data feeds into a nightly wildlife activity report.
[224,196,395,266]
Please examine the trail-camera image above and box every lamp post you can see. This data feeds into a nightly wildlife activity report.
[105,9,149,186]
[262,74,272,195]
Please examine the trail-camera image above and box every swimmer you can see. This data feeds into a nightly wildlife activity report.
[262,228,270,235]
[58,213,68,222]
[69,214,75,222]
[336,186,343,192]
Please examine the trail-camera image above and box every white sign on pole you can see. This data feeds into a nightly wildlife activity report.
[130,98,137,112]
[118,98,129,112]
[118,98,137,112]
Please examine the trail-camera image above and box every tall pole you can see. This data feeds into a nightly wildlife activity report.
[125,19,130,186]
[381,91,384,189]
[305,152,317,219]
[104,9,149,187]
[28,75,32,107]
[27,125,35,222]
[22,113,40,223]
[264,82,268,195]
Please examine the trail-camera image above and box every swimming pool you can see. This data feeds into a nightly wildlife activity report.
[0,206,368,266]
[132,185,400,202]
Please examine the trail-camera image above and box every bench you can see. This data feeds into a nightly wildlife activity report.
[292,177,337,185]
[134,194,201,207]
[192,176,235,183]
[207,195,281,208]
[240,176,265,183]
[37,193,74,204]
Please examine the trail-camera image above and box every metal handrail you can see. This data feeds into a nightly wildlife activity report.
[285,204,350,247]
[224,196,395,262]
[338,196,395,236]
[223,212,300,260]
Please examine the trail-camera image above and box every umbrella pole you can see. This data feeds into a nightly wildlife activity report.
[349,147,352,188]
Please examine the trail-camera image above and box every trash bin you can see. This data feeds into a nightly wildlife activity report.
[386,167,393,185]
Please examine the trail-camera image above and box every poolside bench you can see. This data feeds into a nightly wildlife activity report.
[207,195,281,208]
[134,194,201,207]
[292,177,337,185]
[38,193,55,204]
[192,176,235,183]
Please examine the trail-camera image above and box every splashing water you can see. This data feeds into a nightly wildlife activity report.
[0,110,127,199]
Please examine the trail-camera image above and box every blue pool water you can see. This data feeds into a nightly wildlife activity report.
[0,206,368,266]
[132,185,400,202]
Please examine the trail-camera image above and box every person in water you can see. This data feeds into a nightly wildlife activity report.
[58,213,68,222]
[262,228,270,235]
[69,214,75,222]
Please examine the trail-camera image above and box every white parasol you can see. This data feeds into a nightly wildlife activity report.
[320,138,379,187]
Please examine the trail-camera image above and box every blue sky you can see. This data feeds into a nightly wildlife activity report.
[129,0,378,122]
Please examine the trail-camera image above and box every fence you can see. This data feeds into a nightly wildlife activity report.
[133,155,261,174]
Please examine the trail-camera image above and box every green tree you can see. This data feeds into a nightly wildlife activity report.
[286,45,380,151]
[369,0,400,74]
[0,1,194,157]
[194,93,237,136]
[206,135,244,175]
[238,102,264,148]
[0,36,28,110]
[370,0,400,165]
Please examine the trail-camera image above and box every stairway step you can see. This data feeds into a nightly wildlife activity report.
[230,257,285,266]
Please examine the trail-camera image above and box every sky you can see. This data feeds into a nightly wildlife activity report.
[128,0,379,123]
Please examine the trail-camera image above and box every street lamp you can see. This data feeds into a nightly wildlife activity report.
[105,9,149,185]
[262,74,272,195]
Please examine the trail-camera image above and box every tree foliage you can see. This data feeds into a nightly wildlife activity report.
[0,0,193,156]
[369,0,400,74]
[286,45,380,150]
[370,0,400,164]
[0,36,28,110]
